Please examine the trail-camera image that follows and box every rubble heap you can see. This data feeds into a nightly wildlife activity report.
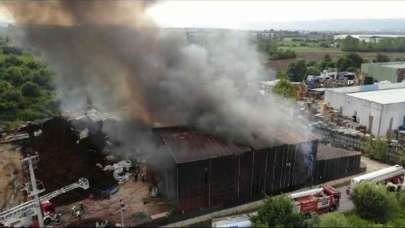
[22,116,117,205]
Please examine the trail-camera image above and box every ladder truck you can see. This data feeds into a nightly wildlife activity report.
[347,165,405,194]
[290,185,341,216]
[0,178,90,227]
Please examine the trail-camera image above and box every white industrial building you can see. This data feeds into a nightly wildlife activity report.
[324,82,405,136]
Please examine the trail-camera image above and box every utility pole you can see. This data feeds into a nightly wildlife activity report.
[22,155,45,227]
[119,198,126,227]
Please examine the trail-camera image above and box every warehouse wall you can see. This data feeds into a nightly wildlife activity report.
[361,63,398,83]
[172,140,318,213]
[314,155,361,184]
[325,91,384,136]
[380,102,405,136]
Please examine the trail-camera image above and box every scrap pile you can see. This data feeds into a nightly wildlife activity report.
[21,116,118,205]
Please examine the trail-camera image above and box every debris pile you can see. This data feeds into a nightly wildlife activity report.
[22,116,118,205]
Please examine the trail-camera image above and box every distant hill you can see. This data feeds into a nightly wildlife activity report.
[251,19,405,32]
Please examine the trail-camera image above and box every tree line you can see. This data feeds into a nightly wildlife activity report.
[340,36,405,52]
[279,53,365,82]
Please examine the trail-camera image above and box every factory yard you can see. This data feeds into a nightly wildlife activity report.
[0,144,25,211]
[57,181,168,227]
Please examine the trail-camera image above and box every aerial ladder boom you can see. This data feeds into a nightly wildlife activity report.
[0,178,89,224]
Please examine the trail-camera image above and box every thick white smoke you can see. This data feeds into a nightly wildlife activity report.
[2,0,312,148]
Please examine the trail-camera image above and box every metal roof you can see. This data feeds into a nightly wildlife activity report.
[157,127,250,164]
[384,63,405,69]
[362,61,405,69]
[325,82,405,94]
[348,87,405,104]
[317,144,361,160]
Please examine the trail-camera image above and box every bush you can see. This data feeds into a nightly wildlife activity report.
[361,137,389,161]
[346,214,375,227]
[318,213,349,227]
[18,109,45,121]
[352,182,399,223]
[398,191,405,210]
[272,79,298,99]
[251,195,305,227]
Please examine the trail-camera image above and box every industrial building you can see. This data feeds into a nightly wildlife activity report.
[153,126,361,213]
[324,82,405,136]
[361,62,405,83]
[154,126,318,212]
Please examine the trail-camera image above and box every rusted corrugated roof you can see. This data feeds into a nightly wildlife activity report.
[247,128,319,150]
[317,144,361,160]
[156,127,250,164]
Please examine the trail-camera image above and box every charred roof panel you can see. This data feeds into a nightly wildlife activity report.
[156,127,250,164]
[317,144,361,160]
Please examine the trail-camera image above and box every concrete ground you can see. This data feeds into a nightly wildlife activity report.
[328,156,390,213]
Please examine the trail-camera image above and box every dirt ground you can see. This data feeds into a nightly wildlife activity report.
[57,180,168,227]
[0,143,25,210]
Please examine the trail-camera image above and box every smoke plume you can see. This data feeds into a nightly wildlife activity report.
[1,0,311,150]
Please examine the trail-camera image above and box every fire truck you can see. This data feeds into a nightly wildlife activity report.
[290,185,341,215]
[347,165,405,194]
[0,178,89,227]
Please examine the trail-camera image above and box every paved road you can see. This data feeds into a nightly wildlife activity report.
[337,186,354,212]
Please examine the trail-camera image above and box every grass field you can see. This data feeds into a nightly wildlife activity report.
[270,46,405,71]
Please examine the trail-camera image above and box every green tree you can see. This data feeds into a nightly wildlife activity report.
[346,66,358,73]
[287,60,307,82]
[21,82,41,97]
[4,55,23,67]
[352,182,399,223]
[5,66,24,86]
[323,54,332,62]
[2,90,22,103]
[0,40,58,128]
[306,66,320,76]
[32,70,52,88]
[374,53,390,63]
[318,213,349,227]
[0,81,12,94]
[251,195,305,227]
[340,36,360,51]
[272,79,297,99]
[337,53,364,71]
[361,137,389,161]
[276,70,288,79]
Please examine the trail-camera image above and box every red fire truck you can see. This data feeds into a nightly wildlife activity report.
[290,185,341,215]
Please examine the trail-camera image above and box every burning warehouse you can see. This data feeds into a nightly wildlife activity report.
[152,126,318,213]
[9,113,363,225]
